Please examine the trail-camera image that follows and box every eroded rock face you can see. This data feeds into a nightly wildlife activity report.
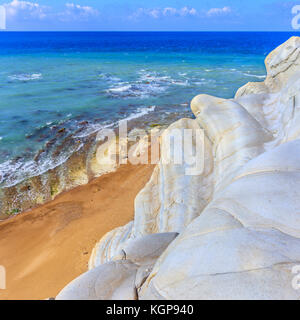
[139,140,300,300]
[56,260,138,300]
[88,222,133,269]
[138,36,300,300]
[59,36,300,300]
[116,232,179,266]
[133,118,214,237]
[57,233,178,300]
[191,94,272,192]
[88,118,213,267]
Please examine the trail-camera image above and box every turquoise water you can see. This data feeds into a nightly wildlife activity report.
[0,32,296,187]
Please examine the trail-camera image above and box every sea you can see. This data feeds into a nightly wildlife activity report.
[0,31,297,187]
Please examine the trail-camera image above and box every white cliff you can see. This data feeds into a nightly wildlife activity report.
[57,36,300,300]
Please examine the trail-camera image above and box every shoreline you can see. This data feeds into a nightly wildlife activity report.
[0,162,154,300]
[0,112,174,220]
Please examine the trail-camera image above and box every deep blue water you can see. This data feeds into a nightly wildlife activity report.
[0,32,297,187]
[0,32,296,54]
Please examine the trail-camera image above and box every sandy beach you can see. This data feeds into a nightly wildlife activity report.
[0,163,154,300]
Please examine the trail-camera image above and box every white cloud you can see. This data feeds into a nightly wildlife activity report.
[163,7,197,17]
[3,1,99,22]
[207,6,231,17]
[148,9,160,19]
[179,7,197,16]
[130,7,197,20]
[58,3,99,21]
[163,7,177,16]
[4,0,48,20]
[65,3,99,16]
[130,8,160,19]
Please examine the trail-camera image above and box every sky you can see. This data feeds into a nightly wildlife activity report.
[0,0,299,31]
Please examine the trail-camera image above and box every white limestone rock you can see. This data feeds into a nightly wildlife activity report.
[191,94,272,192]
[88,222,133,269]
[132,118,214,237]
[117,232,179,266]
[138,36,300,300]
[265,36,300,92]
[65,36,300,300]
[89,231,178,269]
[58,233,178,299]
[56,260,138,300]
[139,140,300,300]
[236,36,300,96]
[235,37,300,146]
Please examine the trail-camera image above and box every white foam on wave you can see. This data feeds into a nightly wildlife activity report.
[108,85,132,93]
[8,73,42,81]
[194,78,215,85]
[171,80,189,86]
[209,68,266,80]
[76,105,156,139]
[122,105,156,122]
[99,73,121,83]
[0,141,83,188]
[74,121,114,139]
[0,104,156,187]
[243,73,266,79]
[139,72,171,83]
[106,82,166,98]
[106,70,193,99]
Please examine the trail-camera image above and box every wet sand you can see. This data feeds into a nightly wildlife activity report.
[0,163,154,300]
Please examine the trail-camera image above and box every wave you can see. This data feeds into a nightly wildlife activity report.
[106,70,193,99]
[76,105,156,138]
[98,72,121,83]
[139,72,171,83]
[0,141,83,188]
[8,73,42,81]
[0,104,156,188]
[171,80,189,86]
[193,78,216,85]
[242,73,266,79]
[106,82,166,98]
[122,105,156,122]
[73,121,113,139]
[107,85,132,93]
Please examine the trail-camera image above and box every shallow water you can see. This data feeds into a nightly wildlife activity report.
[0,31,297,187]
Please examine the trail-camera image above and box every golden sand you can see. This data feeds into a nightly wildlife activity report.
[0,163,154,300]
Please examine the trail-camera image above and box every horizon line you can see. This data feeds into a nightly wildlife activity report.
[0,30,298,32]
